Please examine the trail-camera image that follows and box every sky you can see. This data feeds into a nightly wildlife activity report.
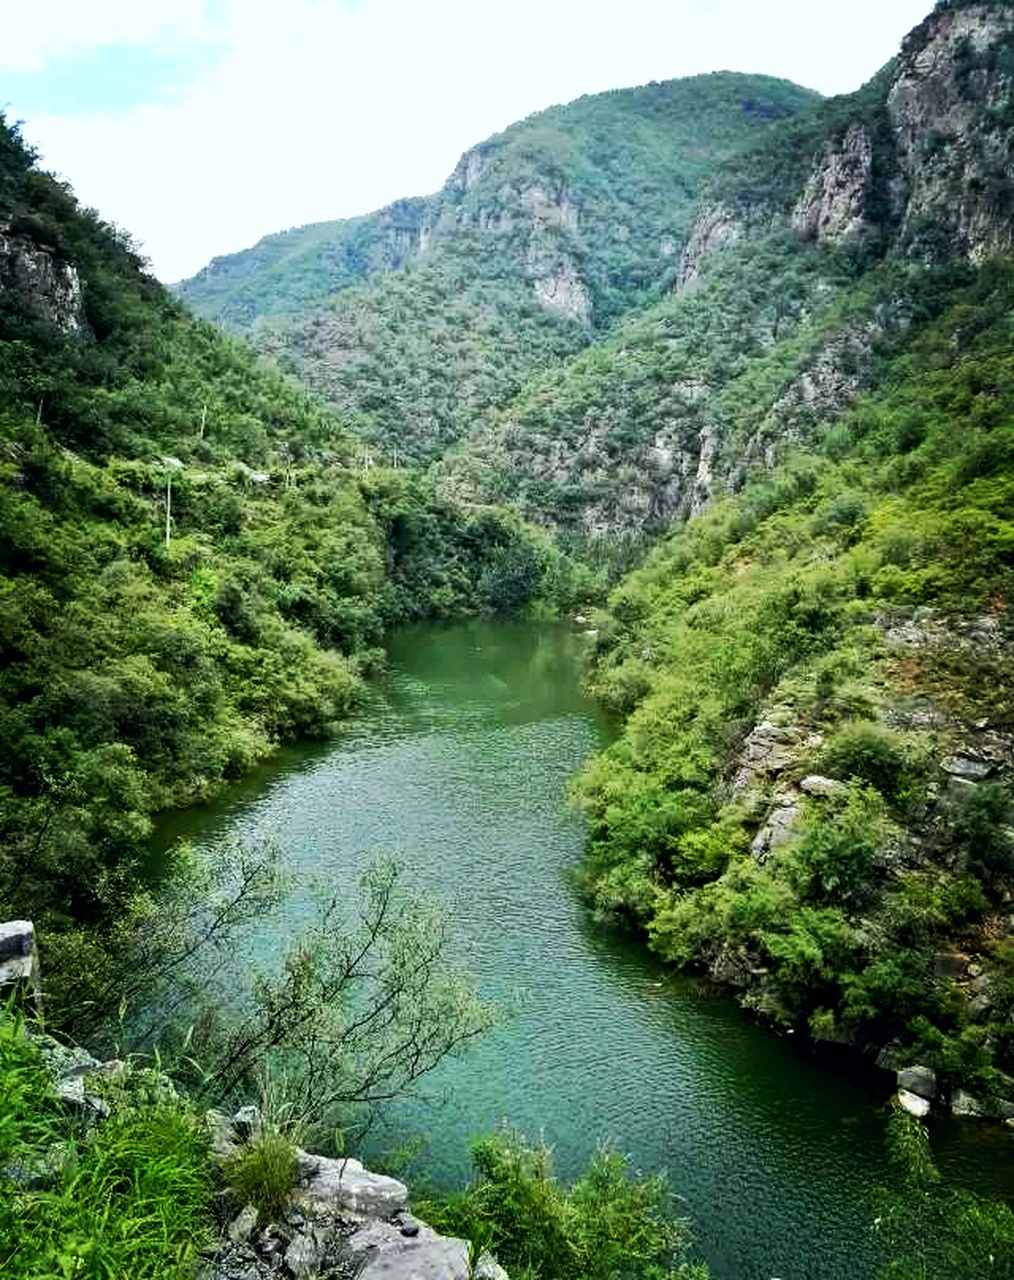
[2,0,934,283]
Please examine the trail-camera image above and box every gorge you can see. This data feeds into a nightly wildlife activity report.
[3,2,1014,1277]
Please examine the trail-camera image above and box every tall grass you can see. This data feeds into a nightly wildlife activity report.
[0,1010,212,1279]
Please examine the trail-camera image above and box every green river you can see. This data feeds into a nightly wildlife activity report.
[155,619,1012,1279]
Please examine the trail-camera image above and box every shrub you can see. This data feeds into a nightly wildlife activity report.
[817,723,923,804]
[421,1127,708,1280]
[793,783,884,905]
[224,1132,300,1225]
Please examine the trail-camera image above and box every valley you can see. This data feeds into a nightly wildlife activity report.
[3,2,1014,1277]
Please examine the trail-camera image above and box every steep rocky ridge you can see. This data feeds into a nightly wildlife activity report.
[441,0,1014,545]
[177,74,819,464]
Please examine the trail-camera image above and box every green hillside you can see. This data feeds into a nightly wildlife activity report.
[558,0,1014,1093]
[177,73,820,464]
[576,259,1014,1082]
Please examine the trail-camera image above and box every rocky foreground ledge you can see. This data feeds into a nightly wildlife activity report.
[3,919,506,1279]
[202,1106,507,1280]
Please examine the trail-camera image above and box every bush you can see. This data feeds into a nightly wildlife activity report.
[224,1132,299,1225]
[421,1127,708,1280]
[817,724,923,804]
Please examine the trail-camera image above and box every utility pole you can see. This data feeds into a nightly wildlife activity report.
[165,472,172,550]
[199,402,208,439]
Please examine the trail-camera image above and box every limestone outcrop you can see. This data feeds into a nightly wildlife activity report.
[0,221,84,334]
[889,3,1014,260]
[203,1106,509,1280]
[3,922,511,1279]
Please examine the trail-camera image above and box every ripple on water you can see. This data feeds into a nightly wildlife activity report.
[151,621,1006,1280]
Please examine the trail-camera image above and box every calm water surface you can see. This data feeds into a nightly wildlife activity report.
[154,619,1010,1279]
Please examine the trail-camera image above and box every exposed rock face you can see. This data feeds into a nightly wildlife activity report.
[531,257,592,324]
[202,1107,510,1280]
[522,182,580,234]
[0,222,84,333]
[888,4,1014,259]
[450,145,489,194]
[296,1154,409,1219]
[791,125,874,243]
[680,7,1014,286]
[677,203,748,290]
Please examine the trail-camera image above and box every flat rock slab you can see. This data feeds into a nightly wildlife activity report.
[297,1154,409,1218]
[343,1219,507,1280]
[800,775,847,797]
[941,754,993,780]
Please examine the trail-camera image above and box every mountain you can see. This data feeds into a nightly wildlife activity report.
[7,0,1014,1111]
[176,73,820,463]
[440,1,1014,552]
[564,0,1014,1099]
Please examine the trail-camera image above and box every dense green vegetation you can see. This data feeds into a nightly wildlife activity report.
[418,1128,709,1280]
[0,115,585,1034]
[174,197,427,331]
[876,1111,1014,1277]
[5,1,1014,1270]
[576,259,1014,1086]
[178,73,819,464]
[441,229,863,548]
[0,1012,211,1279]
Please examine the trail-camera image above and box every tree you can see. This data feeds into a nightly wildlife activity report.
[178,854,496,1141]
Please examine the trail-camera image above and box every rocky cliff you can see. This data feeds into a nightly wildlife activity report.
[440,1,1014,543]
[0,218,84,334]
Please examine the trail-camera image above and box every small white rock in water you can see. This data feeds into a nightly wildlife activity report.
[898,1089,931,1118]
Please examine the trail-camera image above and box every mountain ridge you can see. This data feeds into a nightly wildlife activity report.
[176,71,821,464]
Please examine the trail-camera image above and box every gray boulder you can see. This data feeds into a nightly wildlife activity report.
[342,1218,508,1280]
[898,1089,931,1118]
[799,775,847,798]
[296,1153,409,1218]
[897,1065,937,1101]
[951,1089,991,1118]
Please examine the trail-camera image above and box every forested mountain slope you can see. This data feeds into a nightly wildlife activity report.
[0,118,579,1025]
[177,74,819,464]
[442,1,1014,550]
[566,0,1014,1101]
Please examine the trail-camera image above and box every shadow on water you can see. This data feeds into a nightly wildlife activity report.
[150,618,1014,1280]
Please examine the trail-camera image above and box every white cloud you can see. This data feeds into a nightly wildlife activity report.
[0,0,214,72]
[12,0,933,281]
